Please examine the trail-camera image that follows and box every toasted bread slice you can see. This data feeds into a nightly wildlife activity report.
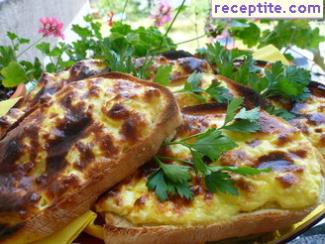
[95,104,325,244]
[0,59,107,139]
[0,72,181,243]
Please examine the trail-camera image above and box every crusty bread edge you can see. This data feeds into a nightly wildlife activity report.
[102,129,325,244]
[1,72,182,244]
[103,208,313,244]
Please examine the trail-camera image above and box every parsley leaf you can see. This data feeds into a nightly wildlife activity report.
[178,72,206,102]
[224,97,244,125]
[147,170,169,201]
[191,150,210,175]
[154,65,172,86]
[147,158,193,201]
[265,105,296,121]
[159,161,191,184]
[224,120,260,133]
[204,166,270,195]
[205,171,238,195]
[234,107,260,121]
[209,166,271,175]
[202,43,312,103]
[202,43,251,78]
[261,62,311,101]
[179,74,234,104]
[183,72,203,92]
[191,129,237,161]
[224,106,261,133]
[205,81,233,103]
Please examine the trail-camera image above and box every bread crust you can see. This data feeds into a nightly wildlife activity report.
[103,209,312,244]
[1,72,182,243]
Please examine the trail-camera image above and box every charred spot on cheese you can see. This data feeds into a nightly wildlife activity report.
[69,60,106,81]
[177,57,210,74]
[74,142,95,169]
[315,128,322,133]
[121,116,143,142]
[134,195,147,207]
[169,195,193,208]
[219,76,268,109]
[177,114,210,137]
[309,81,325,98]
[220,150,254,167]
[234,178,254,192]
[143,88,161,102]
[276,131,296,147]
[307,113,325,126]
[246,139,261,148]
[182,103,227,115]
[88,84,101,98]
[289,150,307,159]
[47,174,81,198]
[258,113,294,134]
[105,104,130,120]
[257,151,304,173]
[276,173,300,188]
[161,50,193,60]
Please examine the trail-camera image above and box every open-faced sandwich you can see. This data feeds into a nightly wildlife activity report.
[0,72,181,243]
[95,101,324,243]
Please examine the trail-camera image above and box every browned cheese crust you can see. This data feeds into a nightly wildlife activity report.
[0,59,107,139]
[269,81,325,159]
[0,72,181,243]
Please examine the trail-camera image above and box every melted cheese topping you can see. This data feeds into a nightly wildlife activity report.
[0,73,171,231]
[95,111,322,226]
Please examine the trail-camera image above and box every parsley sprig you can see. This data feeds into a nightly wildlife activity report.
[176,72,233,104]
[199,43,311,120]
[147,98,269,201]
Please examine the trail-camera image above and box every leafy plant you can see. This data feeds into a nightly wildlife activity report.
[202,43,312,103]
[0,32,43,88]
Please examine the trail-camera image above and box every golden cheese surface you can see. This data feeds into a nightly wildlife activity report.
[0,73,170,234]
[96,105,322,226]
[0,59,107,139]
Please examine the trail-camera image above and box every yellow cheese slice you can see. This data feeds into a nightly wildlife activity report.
[34,211,97,244]
[0,97,21,117]
[253,44,290,65]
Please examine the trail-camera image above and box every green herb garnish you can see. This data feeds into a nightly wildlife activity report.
[147,97,268,201]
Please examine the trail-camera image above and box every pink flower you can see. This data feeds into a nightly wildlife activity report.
[38,17,64,39]
[151,0,172,27]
